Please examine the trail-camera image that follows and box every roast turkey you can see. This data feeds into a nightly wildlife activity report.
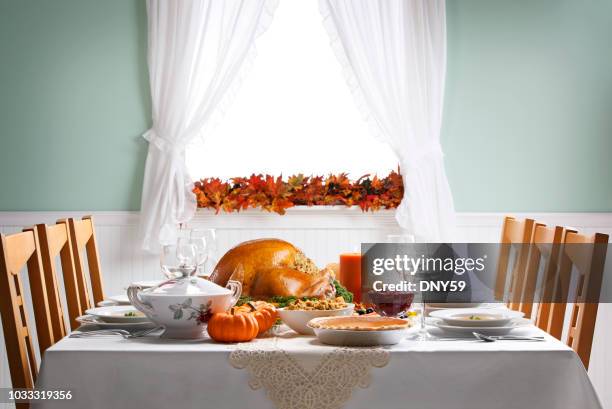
[210,239,336,299]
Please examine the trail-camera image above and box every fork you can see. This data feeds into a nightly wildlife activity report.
[472,332,545,342]
[70,326,162,339]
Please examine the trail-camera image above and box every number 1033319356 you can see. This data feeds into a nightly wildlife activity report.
[2,388,72,403]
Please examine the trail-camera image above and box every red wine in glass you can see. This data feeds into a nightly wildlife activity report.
[367,290,415,317]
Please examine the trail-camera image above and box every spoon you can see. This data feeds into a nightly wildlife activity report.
[472,332,545,342]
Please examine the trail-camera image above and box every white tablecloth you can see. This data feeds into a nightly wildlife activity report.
[34,326,601,409]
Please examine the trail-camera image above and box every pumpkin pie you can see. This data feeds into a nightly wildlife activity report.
[308,316,410,331]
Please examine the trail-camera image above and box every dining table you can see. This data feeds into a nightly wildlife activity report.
[32,323,601,409]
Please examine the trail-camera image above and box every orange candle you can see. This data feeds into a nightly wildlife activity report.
[339,253,362,303]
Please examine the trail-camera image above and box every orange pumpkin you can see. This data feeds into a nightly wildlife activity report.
[207,308,259,343]
[240,302,277,335]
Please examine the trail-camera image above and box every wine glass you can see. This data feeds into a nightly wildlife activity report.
[386,233,431,340]
[202,228,218,274]
[161,241,198,280]
[189,229,208,275]
[413,272,433,341]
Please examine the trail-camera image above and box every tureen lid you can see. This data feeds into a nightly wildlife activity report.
[150,277,230,296]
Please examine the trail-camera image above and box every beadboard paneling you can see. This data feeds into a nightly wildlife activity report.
[0,210,611,409]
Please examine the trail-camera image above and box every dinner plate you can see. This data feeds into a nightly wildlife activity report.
[427,302,483,308]
[106,294,130,305]
[429,317,531,336]
[424,303,497,317]
[128,280,165,289]
[85,306,150,323]
[429,308,524,327]
[76,315,156,330]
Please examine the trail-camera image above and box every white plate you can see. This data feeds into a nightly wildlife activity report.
[277,304,354,335]
[427,302,483,308]
[429,308,524,327]
[424,303,497,317]
[85,306,150,323]
[106,294,130,305]
[429,317,531,336]
[76,315,156,330]
[127,280,165,289]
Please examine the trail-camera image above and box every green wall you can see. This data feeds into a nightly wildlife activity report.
[443,0,612,211]
[0,0,611,212]
[0,0,149,211]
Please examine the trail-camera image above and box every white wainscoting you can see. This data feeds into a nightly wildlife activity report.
[0,209,611,409]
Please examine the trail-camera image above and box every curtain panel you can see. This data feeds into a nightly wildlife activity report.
[320,0,456,241]
[140,0,278,251]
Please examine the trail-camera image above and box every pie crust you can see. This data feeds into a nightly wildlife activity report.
[309,316,410,331]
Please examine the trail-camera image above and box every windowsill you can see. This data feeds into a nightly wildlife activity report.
[193,206,399,229]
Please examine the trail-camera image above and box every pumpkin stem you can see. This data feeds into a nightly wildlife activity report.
[246,302,257,312]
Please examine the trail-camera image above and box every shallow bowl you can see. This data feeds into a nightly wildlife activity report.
[277,304,354,335]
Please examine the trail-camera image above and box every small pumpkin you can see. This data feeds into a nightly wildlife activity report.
[207,308,259,343]
[241,302,277,335]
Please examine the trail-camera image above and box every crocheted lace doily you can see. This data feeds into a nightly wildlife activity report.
[229,337,389,409]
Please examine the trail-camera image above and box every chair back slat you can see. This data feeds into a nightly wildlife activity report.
[36,223,72,338]
[495,216,535,307]
[562,231,608,369]
[67,216,105,307]
[529,225,565,329]
[0,230,54,393]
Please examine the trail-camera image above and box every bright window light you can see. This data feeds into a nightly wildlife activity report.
[186,0,398,180]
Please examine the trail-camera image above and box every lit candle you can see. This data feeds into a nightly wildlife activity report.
[339,253,362,303]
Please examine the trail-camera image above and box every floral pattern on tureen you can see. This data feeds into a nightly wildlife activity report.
[168,299,213,324]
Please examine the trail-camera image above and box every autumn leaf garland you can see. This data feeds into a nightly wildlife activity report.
[193,169,404,214]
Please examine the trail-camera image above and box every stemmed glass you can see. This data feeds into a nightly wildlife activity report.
[386,233,431,340]
[413,272,433,341]
[160,241,198,280]
[189,229,208,276]
[190,228,218,277]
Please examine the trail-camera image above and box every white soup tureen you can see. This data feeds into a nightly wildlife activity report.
[127,277,241,339]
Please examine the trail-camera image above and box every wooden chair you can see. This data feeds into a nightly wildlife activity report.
[35,222,78,332]
[58,216,106,317]
[546,230,609,369]
[494,216,535,309]
[0,230,55,399]
[519,223,565,320]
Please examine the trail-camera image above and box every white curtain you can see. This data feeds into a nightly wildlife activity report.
[320,0,455,241]
[140,0,278,251]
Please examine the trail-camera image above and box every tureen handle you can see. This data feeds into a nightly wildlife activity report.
[127,285,155,316]
[226,280,242,307]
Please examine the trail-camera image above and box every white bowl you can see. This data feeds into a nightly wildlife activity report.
[429,308,524,327]
[277,304,354,335]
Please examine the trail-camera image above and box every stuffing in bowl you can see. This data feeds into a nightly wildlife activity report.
[278,297,354,335]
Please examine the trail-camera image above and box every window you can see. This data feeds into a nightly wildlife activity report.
[186,0,398,180]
